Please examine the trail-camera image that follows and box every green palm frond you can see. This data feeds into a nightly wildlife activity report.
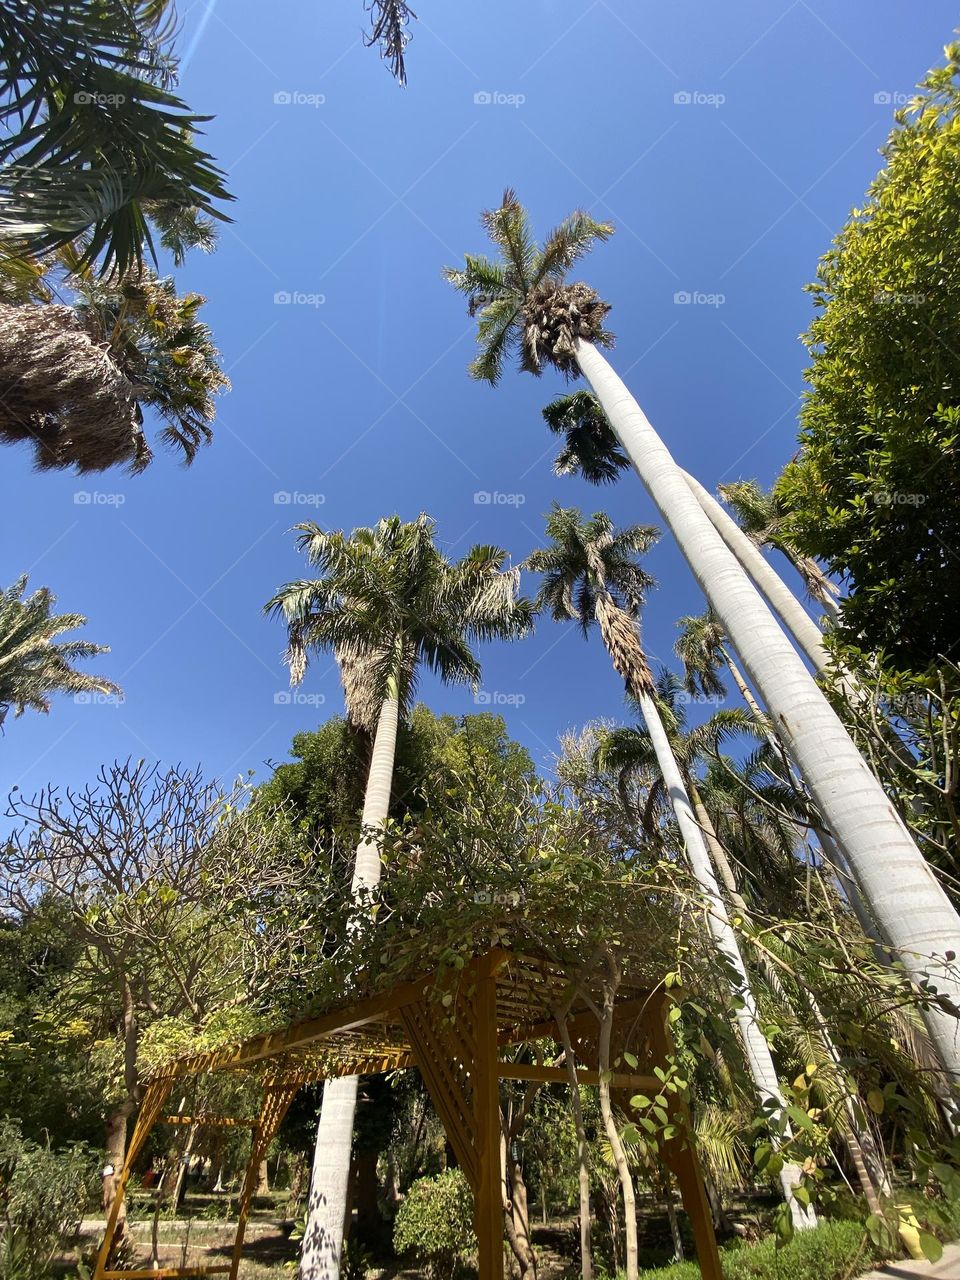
[0,0,233,275]
[265,515,532,725]
[0,575,120,722]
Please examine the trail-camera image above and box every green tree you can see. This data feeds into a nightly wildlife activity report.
[265,513,531,1280]
[0,576,119,724]
[776,44,960,675]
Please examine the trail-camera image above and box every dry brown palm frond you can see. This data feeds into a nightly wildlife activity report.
[0,302,148,471]
[595,590,655,700]
[521,279,613,376]
[335,640,384,733]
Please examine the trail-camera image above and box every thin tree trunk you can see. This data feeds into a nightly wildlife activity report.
[597,954,639,1280]
[635,689,815,1230]
[554,1008,594,1280]
[690,777,889,1208]
[577,338,960,1082]
[300,693,399,1280]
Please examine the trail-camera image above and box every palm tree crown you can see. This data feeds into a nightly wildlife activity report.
[0,575,120,723]
[528,505,659,696]
[265,514,533,718]
[445,190,614,382]
[674,609,728,701]
[543,390,630,484]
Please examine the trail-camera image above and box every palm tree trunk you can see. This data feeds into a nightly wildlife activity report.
[300,693,399,1280]
[576,338,960,1082]
[635,688,815,1230]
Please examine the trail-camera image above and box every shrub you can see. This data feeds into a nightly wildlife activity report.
[635,1219,889,1280]
[393,1168,476,1279]
[0,1120,96,1280]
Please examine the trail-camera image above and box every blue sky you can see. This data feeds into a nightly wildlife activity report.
[1,0,956,800]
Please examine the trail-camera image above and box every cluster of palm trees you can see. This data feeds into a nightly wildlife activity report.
[253,192,960,1279]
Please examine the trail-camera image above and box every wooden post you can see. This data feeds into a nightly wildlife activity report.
[645,999,724,1280]
[473,954,504,1280]
[228,1081,299,1280]
[93,1079,174,1280]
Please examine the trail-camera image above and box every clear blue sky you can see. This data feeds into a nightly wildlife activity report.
[1,0,956,799]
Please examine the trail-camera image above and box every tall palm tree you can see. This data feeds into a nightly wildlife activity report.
[265,514,531,1280]
[527,506,814,1234]
[0,575,120,723]
[0,268,228,471]
[717,480,839,616]
[598,690,891,1209]
[447,193,960,1082]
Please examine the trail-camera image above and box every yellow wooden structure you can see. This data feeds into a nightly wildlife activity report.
[94,951,723,1280]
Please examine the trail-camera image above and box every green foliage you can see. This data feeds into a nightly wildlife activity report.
[777,43,960,675]
[0,0,232,275]
[636,1219,885,1280]
[0,575,119,722]
[0,1120,95,1280]
[392,1168,476,1279]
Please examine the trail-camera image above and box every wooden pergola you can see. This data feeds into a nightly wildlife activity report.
[95,951,723,1280]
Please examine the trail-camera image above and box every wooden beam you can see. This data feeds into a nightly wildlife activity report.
[162,1115,256,1128]
[474,953,505,1280]
[497,1062,660,1091]
[102,1269,231,1278]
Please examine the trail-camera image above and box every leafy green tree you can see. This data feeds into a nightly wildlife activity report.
[776,44,960,675]
[0,576,119,724]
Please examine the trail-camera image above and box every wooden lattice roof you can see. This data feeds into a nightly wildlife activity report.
[153,950,658,1085]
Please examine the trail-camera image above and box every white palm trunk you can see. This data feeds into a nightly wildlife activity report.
[638,691,815,1229]
[300,694,400,1280]
[576,339,960,1081]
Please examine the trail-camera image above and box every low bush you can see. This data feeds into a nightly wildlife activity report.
[635,1219,887,1280]
[393,1168,476,1279]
